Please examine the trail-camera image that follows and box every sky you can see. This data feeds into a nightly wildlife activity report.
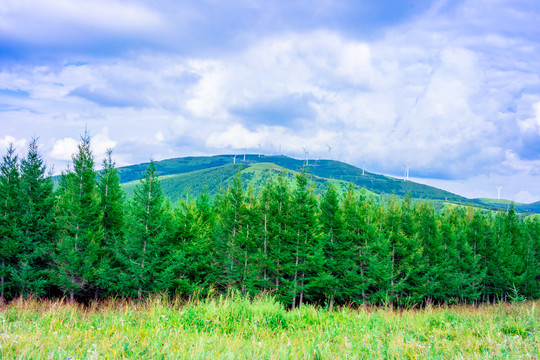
[1,0,540,203]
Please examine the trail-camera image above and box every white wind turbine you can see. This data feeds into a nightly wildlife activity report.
[497,186,502,200]
[403,163,409,181]
[258,144,262,157]
[302,146,309,166]
[327,144,333,160]
[233,155,237,165]
[362,158,366,175]
[243,146,246,161]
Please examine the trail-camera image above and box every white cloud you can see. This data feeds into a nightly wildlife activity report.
[518,101,540,135]
[49,137,78,161]
[0,136,27,154]
[0,0,164,44]
[91,127,116,160]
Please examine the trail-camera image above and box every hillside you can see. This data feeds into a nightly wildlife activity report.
[122,161,376,204]
[117,154,540,213]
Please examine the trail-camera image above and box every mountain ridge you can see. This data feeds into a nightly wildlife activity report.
[116,154,540,214]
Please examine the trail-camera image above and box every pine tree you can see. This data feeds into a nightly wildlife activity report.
[120,161,172,299]
[0,144,21,303]
[342,185,377,304]
[94,149,125,298]
[260,172,292,302]
[289,171,318,308]
[313,182,345,308]
[213,174,247,291]
[15,138,56,298]
[54,133,102,302]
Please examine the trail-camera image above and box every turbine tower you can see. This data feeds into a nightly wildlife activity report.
[497,186,502,200]
[243,146,246,161]
[301,146,309,166]
[258,144,262,158]
[362,158,366,175]
[327,144,333,160]
[233,155,236,165]
[403,163,409,181]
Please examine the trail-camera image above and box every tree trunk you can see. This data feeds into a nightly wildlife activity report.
[263,213,268,285]
[0,258,4,304]
[292,232,300,309]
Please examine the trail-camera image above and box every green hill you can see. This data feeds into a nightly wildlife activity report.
[118,154,464,200]
[116,154,540,213]
[122,161,376,204]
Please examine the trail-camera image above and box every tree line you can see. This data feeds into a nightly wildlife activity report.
[1,134,539,307]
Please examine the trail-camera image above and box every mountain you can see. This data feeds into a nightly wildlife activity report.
[116,154,540,213]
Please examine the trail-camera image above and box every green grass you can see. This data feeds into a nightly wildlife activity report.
[1,295,538,359]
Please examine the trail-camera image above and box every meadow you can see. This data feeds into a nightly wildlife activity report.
[0,295,538,359]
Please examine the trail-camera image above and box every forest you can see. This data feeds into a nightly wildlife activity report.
[1,135,539,307]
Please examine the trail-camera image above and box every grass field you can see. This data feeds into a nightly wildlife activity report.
[1,295,538,359]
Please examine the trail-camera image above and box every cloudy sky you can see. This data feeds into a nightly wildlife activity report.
[1,0,540,203]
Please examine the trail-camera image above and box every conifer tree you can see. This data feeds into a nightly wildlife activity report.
[120,161,172,299]
[342,185,377,304]
[313,182,345,308]
[184,190,217,289]
[95,149,125,298]
[260,172,292,302]
[15,138,56,297]
[213,174,248,291]
[289,171,317,308]
[0,144,21,303]
[54,133,102,302]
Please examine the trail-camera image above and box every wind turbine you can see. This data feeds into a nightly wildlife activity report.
[301,146,309,166]
[233,155,237,165]
[243,146,246,161]
[327,144,333,160]
[497,186,502,200]
[258,144,262,157]
[403,163,409,181]
[362,158,366,175]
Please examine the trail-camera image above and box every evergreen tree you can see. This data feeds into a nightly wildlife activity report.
[95,149,125,298]
[54,133,102,302]
[120,161,172,299]
[0,144,21,303]
[15,138,56,298]
[312,182,345,308]
[213,174,248,291]
[520,216,540,298]
[342,185,377,304]
[260,172,292,302]
[170,191,217,295]
[289,171,318,308]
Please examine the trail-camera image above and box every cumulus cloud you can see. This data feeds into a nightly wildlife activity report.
[0,136,27,154]
[49,137,78,161]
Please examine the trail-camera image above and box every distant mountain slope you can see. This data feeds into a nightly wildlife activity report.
[122,161,375,204]
[116,154,540,213]
[119,154,464,200]
[471,198,540,214]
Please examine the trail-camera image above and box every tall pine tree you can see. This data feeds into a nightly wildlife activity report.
[0,144,21,303]
[120,161,172,299]
[54,133,102,302]
[15,138,56,298]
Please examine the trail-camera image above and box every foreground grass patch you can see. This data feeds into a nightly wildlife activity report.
[1,296,538,359]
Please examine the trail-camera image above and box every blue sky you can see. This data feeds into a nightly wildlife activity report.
[1,0,540,202]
